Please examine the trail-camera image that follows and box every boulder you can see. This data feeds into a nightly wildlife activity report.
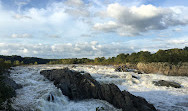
[40,68,157,111]
[153,80,181,88]
[2,76,22,90]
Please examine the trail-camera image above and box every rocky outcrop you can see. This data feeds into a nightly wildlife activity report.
[115,65,142,74]
[137,62,188,76]
[2,75,22,91]
[0,71,22,110]
[115,65,128,72]
[40,68,157,111]
[153,80,181,88]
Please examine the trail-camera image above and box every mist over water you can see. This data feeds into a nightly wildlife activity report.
[10,65,188,111]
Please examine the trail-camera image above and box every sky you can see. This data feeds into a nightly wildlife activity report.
[0,0,188,59]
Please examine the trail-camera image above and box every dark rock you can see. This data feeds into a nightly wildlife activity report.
[153,80,181,88]
[115,65,128,72]
[47,93,55,102]
[40,68,157,111]
[132,70,143,74]
[132,75,139,79]
[2,76,22,90]
[80,71,85,73]
[0,71,22,110]
[115,65,143,74]
[137,71,143,74]
[71,65,77,68]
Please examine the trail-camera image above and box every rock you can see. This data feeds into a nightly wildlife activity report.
[47,93,55,102]
[115,65,143,74]
[0,70,22,110]
[80,71,85,73]
[153,80,181,88]
[137,71,142,74]
[133,70,142,74]
[137,62,188,76]
[40,68,157,111]
[115,65,128,72]
[132,75,139,79]
[2,76,22,90]
[2,71,22,90]
[70,65,76,68]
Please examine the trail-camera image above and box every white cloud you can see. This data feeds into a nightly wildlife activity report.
[0,1,88,40]
[11,33,32,38]
[0,37,187,58]
[93,21,118,32]
[23,48,29,53]
[65,0,84,7]
[64,0,90,18]
[13,14,32,19]
[0,42,134,58]
[172,28,182,32]
[167,39,188,45]
[94,4,188,36]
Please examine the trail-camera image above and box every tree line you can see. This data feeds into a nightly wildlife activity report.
[47,47,188,65]
[0,47,188,66]
[0,55,54,66]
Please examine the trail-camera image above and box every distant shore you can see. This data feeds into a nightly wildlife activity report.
[118,62,188,76]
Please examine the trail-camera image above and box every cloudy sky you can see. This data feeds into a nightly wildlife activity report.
[0,0,188,58]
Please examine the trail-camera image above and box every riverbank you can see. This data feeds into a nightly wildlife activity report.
[122,62,188,76]
[0,69,22,110]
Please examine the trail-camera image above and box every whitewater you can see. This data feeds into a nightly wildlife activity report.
[9,65,188,111]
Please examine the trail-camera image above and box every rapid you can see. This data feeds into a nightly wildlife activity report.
[10,65,188,111]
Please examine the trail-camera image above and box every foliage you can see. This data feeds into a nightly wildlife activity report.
[0,55,52,65]
[47,46,188,65]
[0,47,188,66]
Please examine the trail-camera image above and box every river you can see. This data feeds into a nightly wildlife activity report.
[10,65,188,111]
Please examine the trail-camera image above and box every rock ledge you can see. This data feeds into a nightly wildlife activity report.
[40,68,156,111]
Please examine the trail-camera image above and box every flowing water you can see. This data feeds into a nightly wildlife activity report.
[10,65,188,111]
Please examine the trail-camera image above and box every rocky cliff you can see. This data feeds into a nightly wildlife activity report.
[136,62,188,76]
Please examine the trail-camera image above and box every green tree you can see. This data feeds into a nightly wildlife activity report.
[34,62,38,65]
[138,51,152,63]
[183,46,188,51]
[115,53,128,63]
[21,61,24,65]
[13,60,20,66]
[126,53,138,63]
[4,60,11,64]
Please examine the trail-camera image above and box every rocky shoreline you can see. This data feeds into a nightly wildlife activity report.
[115,62,188,76]
[0,69,22,110]
[40,68,157,111]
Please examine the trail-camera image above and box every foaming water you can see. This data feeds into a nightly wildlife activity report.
[10,65,119,111]
[72,65,188,111]
[10,65,188,111]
